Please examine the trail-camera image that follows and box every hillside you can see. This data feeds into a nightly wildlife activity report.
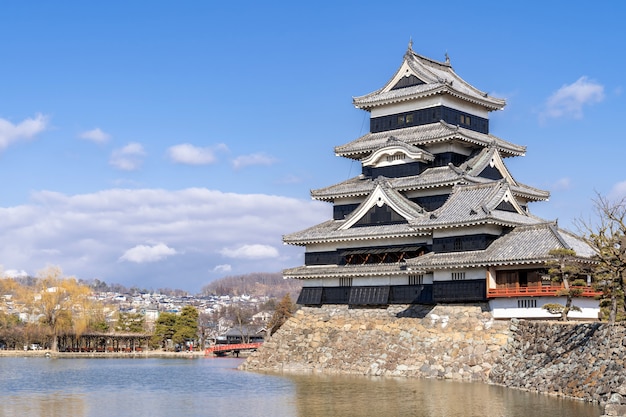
[201,272,302,300]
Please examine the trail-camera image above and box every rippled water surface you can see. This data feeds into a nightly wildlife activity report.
[0,357,602,417]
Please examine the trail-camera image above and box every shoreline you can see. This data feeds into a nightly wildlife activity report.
[0,349,215,359]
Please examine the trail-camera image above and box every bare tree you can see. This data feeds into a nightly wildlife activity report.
[577,193,626,324]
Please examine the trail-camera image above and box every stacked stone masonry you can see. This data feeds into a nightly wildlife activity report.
[242,304,510,381]
[241,305,626,413]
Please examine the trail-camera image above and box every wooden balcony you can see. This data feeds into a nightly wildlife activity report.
[487,285,602,298]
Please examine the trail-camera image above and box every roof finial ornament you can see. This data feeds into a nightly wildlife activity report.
[445,51,450,65]
[408,37,413,51]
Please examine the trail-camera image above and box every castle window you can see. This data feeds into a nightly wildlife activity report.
[397,115,405,125]
[386,154,404,163]
[451,272,466,281]
[460,114,471,125]
[409,274,423,285]
[517,299,537,308]
[406,114,413,124]
[339,277,353,287]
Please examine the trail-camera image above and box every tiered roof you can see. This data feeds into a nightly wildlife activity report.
[334,121,526,160]
[409,181,541,231]
[408,222,596,270]
[284,222,595,280]
[353,44,505,111]
[284,45,594,281]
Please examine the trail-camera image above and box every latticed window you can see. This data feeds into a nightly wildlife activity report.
[517,299,537,308]
[409,274,423,285]
[339,277,353,287]
[386,154,404,163]
[451,272,466,281]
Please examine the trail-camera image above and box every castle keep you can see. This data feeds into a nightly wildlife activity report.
[284,43,599,319]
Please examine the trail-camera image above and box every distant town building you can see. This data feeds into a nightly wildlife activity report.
[284,43,599,319]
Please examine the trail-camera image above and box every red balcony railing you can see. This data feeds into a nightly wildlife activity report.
[487,285,602,298]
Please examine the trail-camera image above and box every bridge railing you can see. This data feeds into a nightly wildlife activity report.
[204,342,263,355]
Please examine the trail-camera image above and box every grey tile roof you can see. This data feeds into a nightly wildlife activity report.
[334,121,525,159]
[288,179,543,246]
[311,166,460,201]
[406,222,596,270]
[283,262,409,280]
[282,219,428,246]
[310,165,548,203]
[458,147,550,201]
[363,177,427,219]
[353,49,505,111]
[409,181,542,231]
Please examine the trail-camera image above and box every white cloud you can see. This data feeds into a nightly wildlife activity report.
[167,143,225,165]
[0,188,328,292]
[0,113,49,151]
[3,269,28,278]
[232,152,277,169]
[278,174,305,184]
[120,243,178,263]
[542,76,604,120]
[212,264,232,273]
[552,177,571,191]
[110,142,146,170]
[79,128,111,144]
[219,244,280,259]
[608,180,626,201]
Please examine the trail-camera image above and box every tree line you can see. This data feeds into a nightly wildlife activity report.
[0,266,203,351]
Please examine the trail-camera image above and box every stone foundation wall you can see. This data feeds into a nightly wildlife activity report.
[241,304,626,413]
[241,304,510,381]
[490,320,626,405]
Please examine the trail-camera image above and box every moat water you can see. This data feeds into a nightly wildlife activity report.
[0,357,602,417]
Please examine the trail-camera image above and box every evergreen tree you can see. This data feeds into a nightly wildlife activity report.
[172,306,199,346]
[151,312,177,349]
[116,312,145,333]
[541,248,587,321]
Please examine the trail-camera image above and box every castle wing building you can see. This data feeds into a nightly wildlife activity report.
[284,43,599,319]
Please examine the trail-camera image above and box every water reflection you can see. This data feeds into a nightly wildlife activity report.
[1,393,86,417]
[285,373,602,417]
[0,357,602,417]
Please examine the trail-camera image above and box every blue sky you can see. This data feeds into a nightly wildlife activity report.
[1,1,625,292]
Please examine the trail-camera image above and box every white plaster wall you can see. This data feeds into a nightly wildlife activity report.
[489,297,600,320]
[370,95,488,118]
[301,279,323,287]
[404,188,452,199]
[425,142,473,156]
[433,268,486,281]
[433,224,502,238]
[332,196,364,206]
[301,274,433,287]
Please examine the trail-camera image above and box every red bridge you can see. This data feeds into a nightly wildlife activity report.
[204,342,262,356]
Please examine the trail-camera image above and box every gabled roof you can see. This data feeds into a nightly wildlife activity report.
[459,146,550,201]
[353,44,505,112]
[339,178,425,229]
[410,181,542,231]
[407,222,596,270]
[460,145,515,183]
[311,165,461,201]
[334,121,525,160]
[311,161,548,203]
[282,219,429,246]
[361,136,434,167]
[285,178,429,246]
